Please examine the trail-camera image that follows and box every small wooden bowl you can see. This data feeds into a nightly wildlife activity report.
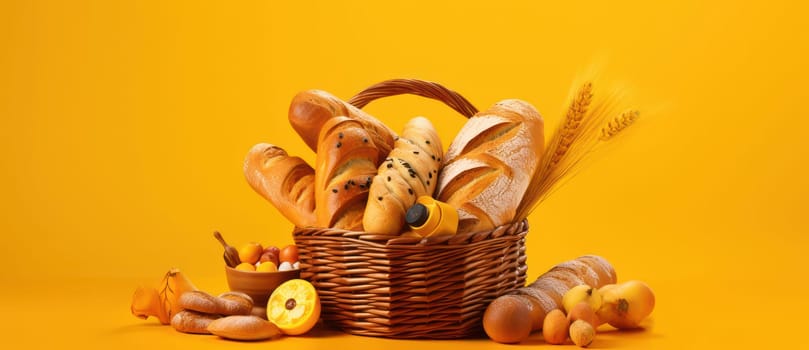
[225,266,300,306]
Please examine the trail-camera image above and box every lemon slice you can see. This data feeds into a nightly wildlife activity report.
[267,279,321,335]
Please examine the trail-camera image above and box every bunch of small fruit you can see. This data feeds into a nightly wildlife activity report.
[214,231,300,272]
[544,281,655,347]
[236,243,300,272]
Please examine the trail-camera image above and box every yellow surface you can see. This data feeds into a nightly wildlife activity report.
[2,0,807,348]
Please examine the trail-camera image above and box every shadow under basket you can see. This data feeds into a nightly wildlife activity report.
[293,220,528,339]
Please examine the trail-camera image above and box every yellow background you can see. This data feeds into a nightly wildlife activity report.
[2,1,807,348]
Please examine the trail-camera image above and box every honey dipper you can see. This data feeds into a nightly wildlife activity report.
[213,231,241,267]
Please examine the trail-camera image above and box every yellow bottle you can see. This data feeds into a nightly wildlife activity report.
[405,196,459,237]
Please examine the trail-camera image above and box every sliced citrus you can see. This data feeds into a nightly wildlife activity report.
[267,279,320,335]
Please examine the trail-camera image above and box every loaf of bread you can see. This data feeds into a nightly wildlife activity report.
[315,116,384,230]
[243,143,316,228]
[435,99,544,234]
[363,117,443,234]
[289,89,397,155]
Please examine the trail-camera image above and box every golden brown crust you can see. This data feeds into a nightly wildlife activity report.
[289,89,396,155]
[178,291,253,316]
[207,315,281,341]
[315,116,383,230]
[436,99,544,234]
[527,273,569,307]
[171,310,218,334]
[217,291,254,314]
[244,143,316,228]
[551,259,601,287]
[577,255,618,285]
[363,117,443,234]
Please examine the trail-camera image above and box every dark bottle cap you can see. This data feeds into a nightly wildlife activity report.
[405,203,429,227]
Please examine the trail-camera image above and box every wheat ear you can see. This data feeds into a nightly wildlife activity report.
[515,83,594,220]
[601,110,639,140]
[515,82,637,221]
[549,82,594,166]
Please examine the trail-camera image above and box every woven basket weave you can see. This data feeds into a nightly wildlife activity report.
[293,79,528,339]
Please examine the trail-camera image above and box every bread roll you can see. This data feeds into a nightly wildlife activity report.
[170,310,218,334]
[178,291,253,316]
[289,89,397,155]
[207,315,281,341]
[435,99,544,234]
[243,143,316,228]
[315,116,384,230]
[363,117,443,234]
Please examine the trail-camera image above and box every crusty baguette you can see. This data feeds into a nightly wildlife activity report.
[363,117,443,234]
[315,116,383,230]
[289,89,397,155]
[435,99,544,234]
[243,143,316,228]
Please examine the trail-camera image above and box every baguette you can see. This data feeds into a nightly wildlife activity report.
[315,116,384,230]
[483,255,617,343]
[435,99,544,234]
[243,143,316,228]
[363,117,443,234]
[289,89,396,155]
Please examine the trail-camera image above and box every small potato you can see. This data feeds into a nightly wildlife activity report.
[542,309,570,345]
[570,319,596,347]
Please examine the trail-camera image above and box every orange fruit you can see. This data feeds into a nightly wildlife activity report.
[238,242,263,265]
[256,261,278,272]
[235,262,256,271]
[267,279,320,335]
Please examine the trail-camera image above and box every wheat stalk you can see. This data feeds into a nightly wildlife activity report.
[548,82,593,167]
[601,110,639,140]
[515,82,638,221]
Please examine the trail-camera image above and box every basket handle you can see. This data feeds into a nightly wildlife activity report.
[348,79,479,118]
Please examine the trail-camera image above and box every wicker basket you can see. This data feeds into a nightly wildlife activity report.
[293,79,529,339]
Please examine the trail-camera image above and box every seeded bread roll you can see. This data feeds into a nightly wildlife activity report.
[243,143,316,228]
[363,117,444,234]
[315,116,384,230]
[289,89,397,156]
[435,99,544,234]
